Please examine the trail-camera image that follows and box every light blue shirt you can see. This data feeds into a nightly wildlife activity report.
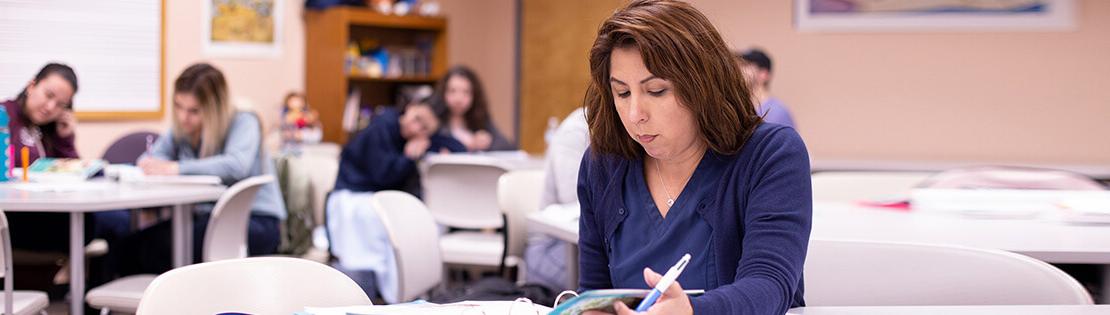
[759,97,796,130]
[147,111,287,220]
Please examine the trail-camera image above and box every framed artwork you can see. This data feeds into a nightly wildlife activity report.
[795,0,1076,32]
[203,0,283,57]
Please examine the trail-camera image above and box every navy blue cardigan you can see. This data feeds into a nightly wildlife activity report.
[334,108,464,196]
[577,123,812,314]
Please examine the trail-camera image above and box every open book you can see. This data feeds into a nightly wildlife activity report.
[549,289,704,315]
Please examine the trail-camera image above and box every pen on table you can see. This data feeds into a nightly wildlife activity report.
[20,147,29,182]
[635,253,692,312]
[145,135,154,155]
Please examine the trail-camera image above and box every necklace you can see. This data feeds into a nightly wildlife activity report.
[653,158,693,208]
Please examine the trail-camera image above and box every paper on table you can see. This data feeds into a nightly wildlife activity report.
[105,164,222,185]
[125,175,223,186]
[301,300,550,315]
[1058,197,1110,224]
[7,182,114,193]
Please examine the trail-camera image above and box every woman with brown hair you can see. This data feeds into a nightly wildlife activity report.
[577,1,811,314]
[430,65,515,152]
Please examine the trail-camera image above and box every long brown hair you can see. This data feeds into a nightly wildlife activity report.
[431,65,491,132]
[173,63,235,158]
[584,0,762,159]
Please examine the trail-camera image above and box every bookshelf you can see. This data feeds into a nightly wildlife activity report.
[305,7,448,144]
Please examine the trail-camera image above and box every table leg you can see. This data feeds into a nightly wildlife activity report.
[566,242,578,290]
[70,212,85,315]
[1102,265,1110,304]
[172,204,193,267]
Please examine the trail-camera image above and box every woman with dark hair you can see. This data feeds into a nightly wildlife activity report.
[5,64,86,251]
[430,65,514,152]
[4,63,79,165]
[577,1,811,314]
[3,63,132,286]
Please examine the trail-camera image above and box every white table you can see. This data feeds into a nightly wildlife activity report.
[527,201,1110,301]
[811,159,1110,180]
[788,305,1110,315]
[526,208,580,289]
[0,181,225,315]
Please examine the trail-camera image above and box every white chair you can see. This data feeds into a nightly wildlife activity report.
[804,239,1093,306]
[370,191,443,302]
[301,154,340,263]
[0,210,49,315]
[302,154,340,230]
[86,175,276,314]
[135,257,370,314]
[498,170,545,281]
[423,157,511,268]
[811,171,933,203]
[300,142,342,159]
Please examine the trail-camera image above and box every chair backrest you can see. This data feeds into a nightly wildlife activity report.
[0,210,13,315]
[811,171,933,203]
[370,191,443,302]
[301,154,340,226]
[300,142,342,159]
[135,257,370,314]
[423,158,510,229]
[498,170,545,261]
[804,239,1093,306]
[101,131,160,165]
[203,175,275,262]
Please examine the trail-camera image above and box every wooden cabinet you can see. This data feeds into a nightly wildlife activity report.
[305,7,447,144]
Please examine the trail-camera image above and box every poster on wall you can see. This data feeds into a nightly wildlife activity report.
[203,0,283,57]
[795,0,1076,32]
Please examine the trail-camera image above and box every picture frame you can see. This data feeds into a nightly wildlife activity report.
[203,0,284,58]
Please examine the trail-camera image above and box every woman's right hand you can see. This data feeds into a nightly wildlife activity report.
[137,157,179,176]
[470,130,493,151]
[404,137,431,160]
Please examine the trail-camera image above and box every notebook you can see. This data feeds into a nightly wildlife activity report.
[548,289,704,315]
[24,158,106,183]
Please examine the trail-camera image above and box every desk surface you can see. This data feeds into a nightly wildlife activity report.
[813,202,1110,264]
[789,305,1110,315]
[0,181,226,212]
[811,159,1110,180]
[422,151,544,171]
[527,201,1110,264]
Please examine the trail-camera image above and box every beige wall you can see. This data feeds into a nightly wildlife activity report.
[689,0,1110,164]
[440,0,518,142]
[76,0,518,157]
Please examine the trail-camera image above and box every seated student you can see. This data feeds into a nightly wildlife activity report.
[430,65,515,152]
[524,107,589,291]
[328,99,463,303]
[578,1,811,314]
[3,63,130,273]
[116,63,287,274]
[736,48,797,129]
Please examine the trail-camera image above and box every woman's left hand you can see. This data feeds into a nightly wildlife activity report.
[613,267,694,315]
[56,110,77,138]
[471,130,493,151]
[138,157,179,176]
